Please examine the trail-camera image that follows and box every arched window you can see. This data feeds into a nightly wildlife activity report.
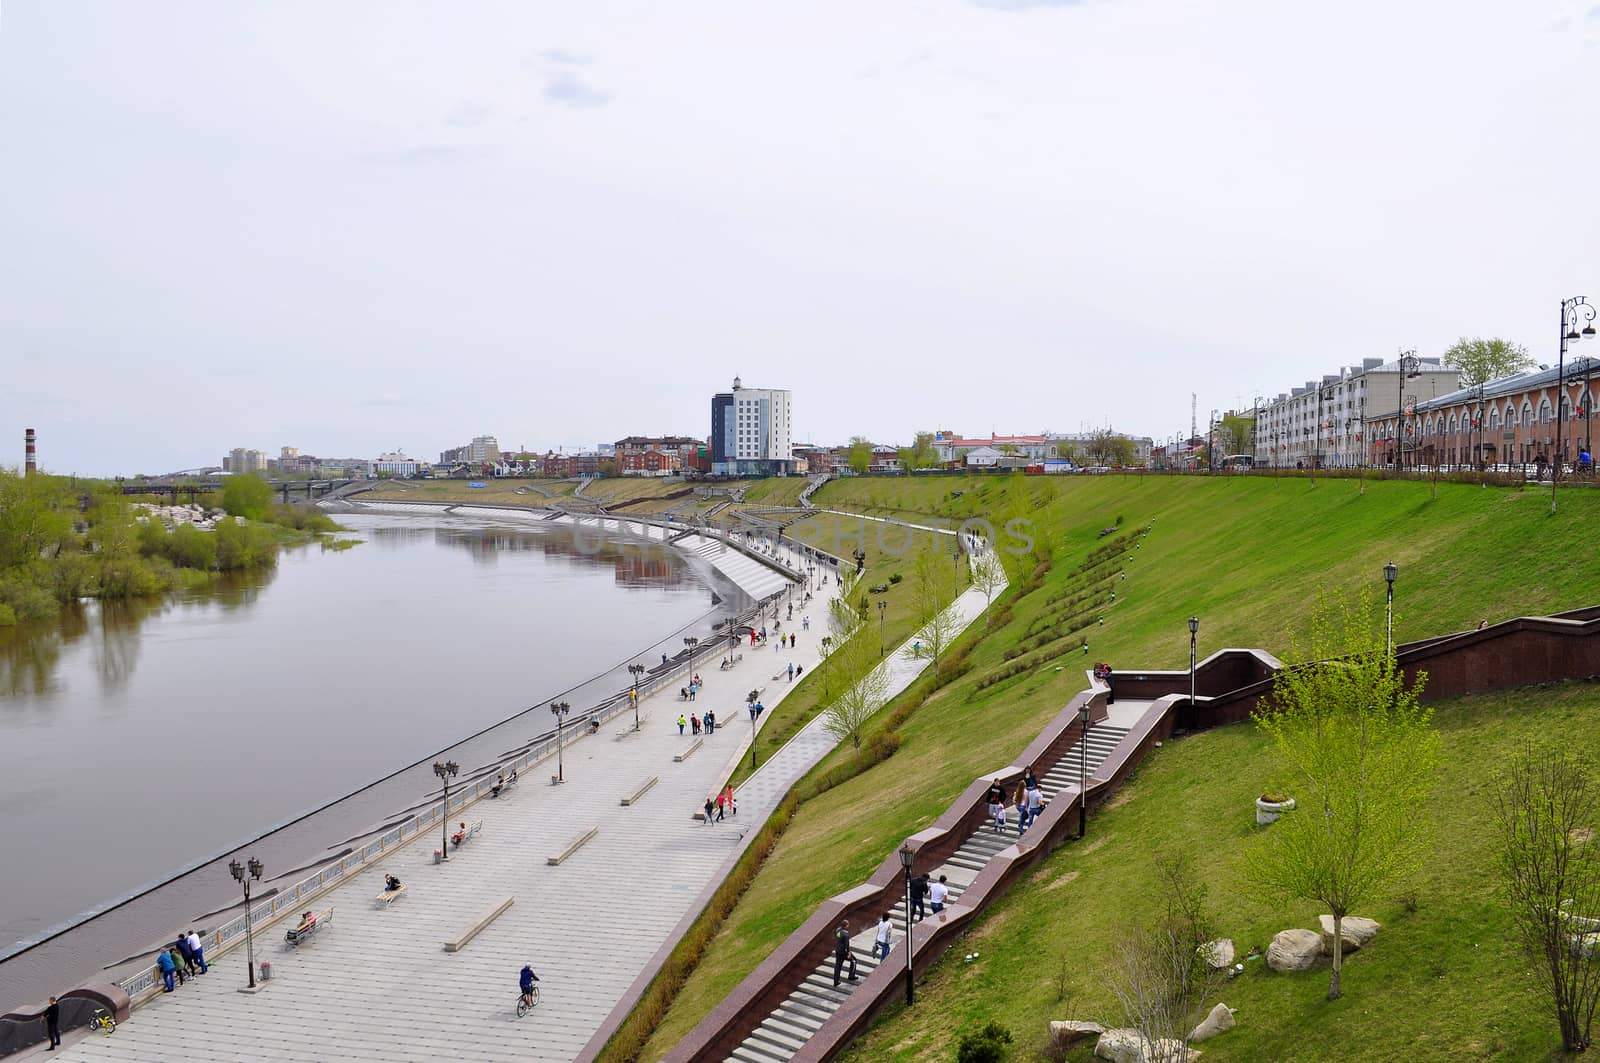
[1538,399,1552,425]
[1448,414,1458,434]
[1488,407,1500,429]
[1521,401,1534,427]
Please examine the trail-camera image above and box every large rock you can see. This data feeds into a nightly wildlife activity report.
[1267,928,1323,971]
[1188,1003,1236,1042]
[1094,1029,1199,1063]
[1318,915,1381,955]
[1198,938,1234,969]
[1050,1020,1106,1047]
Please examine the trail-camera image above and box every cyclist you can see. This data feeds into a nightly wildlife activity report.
[519,964,540,1008]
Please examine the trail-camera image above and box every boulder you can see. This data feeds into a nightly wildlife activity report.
[1318,915,1381,955]
[1198,938,1234,969]
[1188,1003,1236,1042]
[1094,1029,1199,1063]
[1050,1020,1106,1047]
[1266,928,1322,971]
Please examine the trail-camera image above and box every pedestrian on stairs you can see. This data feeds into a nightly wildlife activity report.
[929,875,949,915]
[874,914,893,960]
[1014,779,1031,833]
[910,873,929,922]
[832,921,859,987]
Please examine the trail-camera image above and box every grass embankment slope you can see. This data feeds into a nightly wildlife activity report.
[635,474,1600,1059]
[841,683,1599,1063]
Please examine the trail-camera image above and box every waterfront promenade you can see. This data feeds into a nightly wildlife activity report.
[43,551,995,1061]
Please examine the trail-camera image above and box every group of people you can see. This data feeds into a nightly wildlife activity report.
[155,930,209,992]
[1092,662,1115,703]
[678,709,718,735]
[702,784,737,823]
[679,674,704,701]
[985,768,1045,835]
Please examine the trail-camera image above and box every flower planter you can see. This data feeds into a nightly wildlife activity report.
[1255,796,1296,825]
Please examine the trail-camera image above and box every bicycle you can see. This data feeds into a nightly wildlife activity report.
[515,985,541,1018]
[88,1008,117,1036]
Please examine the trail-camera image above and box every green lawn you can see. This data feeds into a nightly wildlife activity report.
[632,474,1600,1060]
[840,683,1598,1063]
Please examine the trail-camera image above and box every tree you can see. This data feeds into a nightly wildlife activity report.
[1444,336,1532,387]
[846,436,873,476]
[1217,413,1255,456]
[1109,853,1226,1056]
[222,474,272,521]
[1055,441,1080,464]
[909,431,940,470]
[1493,742,1600,1053]
[968,547,1005,602]
[1248,590,1440,1000]
[821,625,889,764]
[912,543,959,678]
[1085,429,1136,467]
[0,470,73,569]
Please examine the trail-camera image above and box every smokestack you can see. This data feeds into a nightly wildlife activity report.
[25,428,37,475]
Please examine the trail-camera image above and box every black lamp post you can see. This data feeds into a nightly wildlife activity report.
[549,702,570,782]
[229,856,264,988]
[1077,703,1090,840]
[684,635,698,666]
[627,663,646,730]
[726,615,739,650]
[1188,616,1199,712]
[877,600,887,656]
[1555,296,1596,512]
[432,759,459,858]
[897,844,915,1006]
[1383,562,1398,657]
[748,689,761,768]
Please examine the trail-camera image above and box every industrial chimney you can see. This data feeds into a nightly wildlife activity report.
[25,428,37,475]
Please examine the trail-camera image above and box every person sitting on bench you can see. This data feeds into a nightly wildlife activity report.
[490,772,506,797]
[452,821,467,846]
[384,875,402,892]
[588,718,600,735]
[295,910,317,933]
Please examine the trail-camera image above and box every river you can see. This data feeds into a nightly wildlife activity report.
[0,511,751,1012]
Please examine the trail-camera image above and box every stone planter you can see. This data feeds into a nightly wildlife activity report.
[1256,796,1295,825]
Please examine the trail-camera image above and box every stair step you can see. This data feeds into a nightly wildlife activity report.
[729,1043,786,1063]
[748,1022,807,1055]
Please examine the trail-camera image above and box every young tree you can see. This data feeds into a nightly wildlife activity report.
[821,626,890,764]
[1444,336,1532,387]
[222,473,273,521]
[1248,591,1440,1000]
[912,543,959,678]
[1493,742,1600,1053]
[1217,413,1256,457]
[1109,853,1227,1055]
[968,548,1005,603]
[0,470,74,568]
[909,431,941,470]
[846,437,873,476]
[1054,440,1080,464]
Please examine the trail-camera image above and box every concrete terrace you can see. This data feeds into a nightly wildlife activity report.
[47,526,998,1062]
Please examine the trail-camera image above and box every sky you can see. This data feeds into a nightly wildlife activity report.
[4,0,1600,476]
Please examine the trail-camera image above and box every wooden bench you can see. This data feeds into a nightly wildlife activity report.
[547,826,599,865]
[489,773,520,798]
[285,907,334,946]
[373,884,407,908]
[620,776,658,806]
[450,820,483,849]
[673,739,703,763]
[443,896,514,952]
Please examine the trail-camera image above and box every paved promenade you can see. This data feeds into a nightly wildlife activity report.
[48,550,996,1062]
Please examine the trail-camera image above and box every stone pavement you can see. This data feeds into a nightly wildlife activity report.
[51,541,996,1063]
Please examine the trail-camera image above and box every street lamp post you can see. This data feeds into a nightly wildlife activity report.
[229,856,264,988]
[1188,616,1199,712]
[877,600,887,657]
[1384,562,1398,657]
[549,702,570,782]
[627,663,646,730]
[1077,703,1090,839]
[1555,297,1596,512]
[432,760,458,858]
[897,844,915,1006]
[684,635,698,665]
[748,689,761,768]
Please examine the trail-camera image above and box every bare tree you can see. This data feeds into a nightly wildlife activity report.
[968,548,1005,603]
[1494,742,1600,1053]
[821,626,890,763]
[1109,853,1226,1056]
[912,543,959,678]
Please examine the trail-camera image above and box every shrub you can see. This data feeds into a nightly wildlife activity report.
[0,603,16,626]
[956,1021,1014,1063]
[888,572,903,585]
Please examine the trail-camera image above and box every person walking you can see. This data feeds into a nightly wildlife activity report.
[1014,779,1030,833]
[691,714,701,735]
[929,875,949,915]
[787,662,794,681]
[157,948,177,992]
[43,996,60,1050]
[1026,782,1043,829]
[795,664,803,680]
[910,872,929,922]
[723,784,737,816]
[1105,664,1116,704]
[715,790,726,822]
[703,797,715,825]
[677,714,687,735]
[832,921,858,987]
[985,779,1005,830]
[874,913,893,960]
[1022,764,1039,790]
[187,930,207,974]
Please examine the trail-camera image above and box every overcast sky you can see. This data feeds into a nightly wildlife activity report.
[4,1,1599,475]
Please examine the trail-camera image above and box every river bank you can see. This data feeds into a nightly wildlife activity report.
[0,511,765,1016]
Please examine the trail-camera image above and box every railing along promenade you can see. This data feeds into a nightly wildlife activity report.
[669,605,1600,1062]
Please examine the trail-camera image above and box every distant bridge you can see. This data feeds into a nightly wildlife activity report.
[118,479,362,503]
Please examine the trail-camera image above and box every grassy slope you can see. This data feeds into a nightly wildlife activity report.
[841,683,1599,1063]
[637,474,1600,1058]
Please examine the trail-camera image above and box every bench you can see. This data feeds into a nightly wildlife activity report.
[547,826,599,865]
[450,820,483,849]
[620,776,658,806]
[674,739,703,763]
[489,773,520,798]
[285,907,334,946]
[373,884,407,908]
[443,896,514,952]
